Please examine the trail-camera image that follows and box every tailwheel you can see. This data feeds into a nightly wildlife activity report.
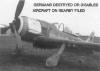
[45,43,66,67]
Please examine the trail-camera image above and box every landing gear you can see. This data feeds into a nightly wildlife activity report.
[45,43,66,67]
[12,28,23,55]
[14,44,23,55]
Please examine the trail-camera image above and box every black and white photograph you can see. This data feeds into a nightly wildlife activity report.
[0,0,100,71]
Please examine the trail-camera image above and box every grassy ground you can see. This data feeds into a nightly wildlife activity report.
[0,36,100,71]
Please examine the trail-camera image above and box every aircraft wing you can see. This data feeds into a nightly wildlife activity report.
[34,36,100,52]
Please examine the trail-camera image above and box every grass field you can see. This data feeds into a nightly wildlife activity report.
[0,36,100,71]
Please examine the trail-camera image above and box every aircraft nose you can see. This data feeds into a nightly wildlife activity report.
[10,18,20,33]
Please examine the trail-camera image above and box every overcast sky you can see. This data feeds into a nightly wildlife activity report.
[0,0,100,36]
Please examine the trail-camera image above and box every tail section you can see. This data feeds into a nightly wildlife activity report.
[86,32,95,42]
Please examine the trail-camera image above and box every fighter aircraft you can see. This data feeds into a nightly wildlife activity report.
[2,0,100,67]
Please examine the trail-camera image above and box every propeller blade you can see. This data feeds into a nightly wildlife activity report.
[13,25,22,48]
[10,23,23,51]
[15,0,25,19]
[7,0,24,53]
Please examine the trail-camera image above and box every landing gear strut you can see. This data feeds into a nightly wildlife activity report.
[13,28,23,55]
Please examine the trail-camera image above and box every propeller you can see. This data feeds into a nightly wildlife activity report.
[9,0,25,51]
[15,0,25,19]
[10,0,25,33]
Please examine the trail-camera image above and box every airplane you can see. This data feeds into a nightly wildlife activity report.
[1,0,100,67]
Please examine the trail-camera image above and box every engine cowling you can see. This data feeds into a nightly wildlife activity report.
[13,16,42,41]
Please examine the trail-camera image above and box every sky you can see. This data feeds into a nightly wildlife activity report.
[0,0,100,36]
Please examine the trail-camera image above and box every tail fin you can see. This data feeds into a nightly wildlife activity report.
[86,31,95,42]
